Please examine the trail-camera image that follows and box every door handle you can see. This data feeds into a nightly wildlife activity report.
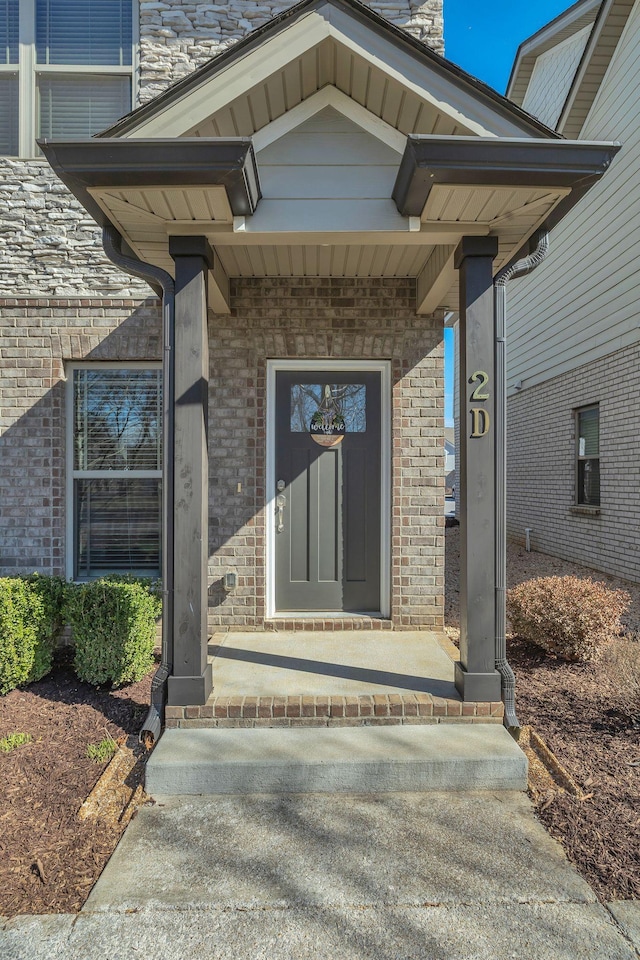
[276,493,286,533]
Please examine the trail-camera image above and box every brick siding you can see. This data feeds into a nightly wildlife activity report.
[0,279,445,629]
[507,341,640,583]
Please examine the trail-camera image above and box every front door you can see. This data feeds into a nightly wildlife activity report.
[274,369,381,612]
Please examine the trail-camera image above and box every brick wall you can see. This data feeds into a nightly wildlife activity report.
[507,341,640,583]
[0,280,444,629]
[0,298,162,573]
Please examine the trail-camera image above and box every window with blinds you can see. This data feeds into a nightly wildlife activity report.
[0,0,18,63]
[36,0,132,65]
[576,405,600,507]
[72,367,162,579]
[0,0,18,153]
[39,74,131,141]
[1,0,134,156]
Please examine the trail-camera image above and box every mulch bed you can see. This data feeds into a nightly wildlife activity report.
[509,638,640,902]
[0,648,154,916]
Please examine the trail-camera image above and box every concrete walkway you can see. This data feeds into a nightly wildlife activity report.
[2,791,638,959]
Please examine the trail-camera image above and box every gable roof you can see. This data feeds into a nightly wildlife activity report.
[100,0,559,142]
[507,0,635,138]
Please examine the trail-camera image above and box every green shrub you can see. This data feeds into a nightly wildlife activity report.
[24,574,67,646]
[0,578,53,694]
[65,578,161,686]
[507,575,630,662]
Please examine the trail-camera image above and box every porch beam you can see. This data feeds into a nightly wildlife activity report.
[454,235,502,703]
[416,244,455,314]
[171,224,490,244]
[207,251,231,314]
[167,235,214,706]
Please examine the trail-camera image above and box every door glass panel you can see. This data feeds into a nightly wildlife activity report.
[290,384,366,432]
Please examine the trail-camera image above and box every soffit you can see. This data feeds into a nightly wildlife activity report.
[187,39,478,141]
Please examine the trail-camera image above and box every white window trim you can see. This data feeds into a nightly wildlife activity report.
[65,360,162,581]
[265,359,391,620]
[1,0,138,157]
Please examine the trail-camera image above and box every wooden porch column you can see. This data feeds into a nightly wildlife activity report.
[167,236,213,706]
[454,236,502,702]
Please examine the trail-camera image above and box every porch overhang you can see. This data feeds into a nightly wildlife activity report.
[39,137,261,224]
[40,133,619,317]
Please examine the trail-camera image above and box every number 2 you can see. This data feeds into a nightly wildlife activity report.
[470,371,489,401]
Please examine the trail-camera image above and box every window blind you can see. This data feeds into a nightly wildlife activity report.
[578,408,599,457]
[0,73,17,154]
[75,478,162,578]
[0,0,18,64]
[39,74,131,139]
[36,0,132,65]
[74,369,162,472]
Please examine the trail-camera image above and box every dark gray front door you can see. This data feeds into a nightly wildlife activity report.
[275,370,381,612]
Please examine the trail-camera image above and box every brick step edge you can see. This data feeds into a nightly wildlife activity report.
[166,694,504,728]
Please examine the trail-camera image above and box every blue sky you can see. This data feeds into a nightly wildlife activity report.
[442,0,572,423]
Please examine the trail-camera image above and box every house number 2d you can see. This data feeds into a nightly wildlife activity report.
[469,370,490,437]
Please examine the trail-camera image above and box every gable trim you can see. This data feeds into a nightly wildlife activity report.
[97,0,560,142]
[252,87,406,154]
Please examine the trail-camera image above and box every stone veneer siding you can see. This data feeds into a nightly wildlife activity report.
[139,0,444,102]
[0,279,444,629]
[507,341,640,584]
[0,0,443,298]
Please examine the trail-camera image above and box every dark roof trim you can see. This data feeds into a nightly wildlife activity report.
[97,0,559,141]
[38,138,261,225]
[393,135,621,228]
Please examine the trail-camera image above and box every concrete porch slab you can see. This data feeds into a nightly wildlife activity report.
[145,724,527,795]
[209,630,457,697]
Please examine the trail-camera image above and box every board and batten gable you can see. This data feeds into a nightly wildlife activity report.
[506,0,640,395]
[521,25,593,129]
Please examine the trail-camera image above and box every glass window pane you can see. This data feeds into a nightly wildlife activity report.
[36,0,132,65]
[74,369,162,472]
[39,74,131,139]
[578,407,599,457]
[0,0,18,64]
[290,384,367,432]
[75,478,162,578]
[578,459,600,506]
[0,72,18,154]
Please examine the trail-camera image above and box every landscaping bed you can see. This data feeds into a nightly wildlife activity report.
[0,649,154,916]
[446,526,640,902]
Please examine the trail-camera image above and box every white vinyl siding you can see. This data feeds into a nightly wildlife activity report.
[252,106,406,235]
[0,0,135,157]
[507,0,640,394]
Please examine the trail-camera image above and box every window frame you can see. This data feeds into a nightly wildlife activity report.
[0,0,138,157]
[575,403,600,508]
[65,361,162,581]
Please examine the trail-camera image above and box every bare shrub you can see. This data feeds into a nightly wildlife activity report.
[602,636,640,720]
[507,576,630,662]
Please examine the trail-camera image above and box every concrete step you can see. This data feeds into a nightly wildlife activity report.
[146,724,527,796]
